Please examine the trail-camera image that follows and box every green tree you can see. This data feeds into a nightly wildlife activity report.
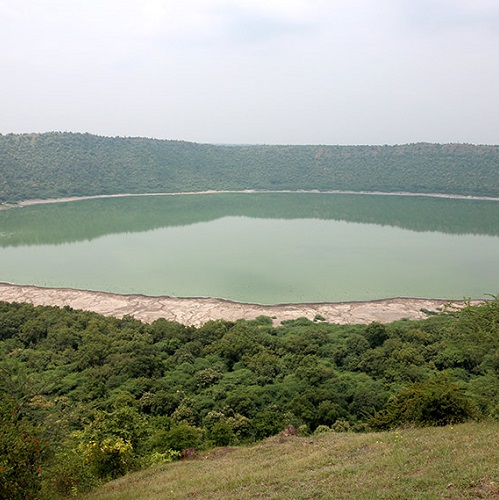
[364,322,388,348]
[369,374,478,429]
[253,407,286,439]
[0,397,48,500]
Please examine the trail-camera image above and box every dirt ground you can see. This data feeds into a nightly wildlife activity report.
[0,282,478,326]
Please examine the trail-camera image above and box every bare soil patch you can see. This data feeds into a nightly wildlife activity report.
[0,282,480,326]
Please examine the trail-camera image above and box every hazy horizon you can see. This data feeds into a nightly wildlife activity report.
[1,1,498,146]
[2,131,498,147]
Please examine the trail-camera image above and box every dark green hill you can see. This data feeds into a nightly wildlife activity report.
[0,132,498,201]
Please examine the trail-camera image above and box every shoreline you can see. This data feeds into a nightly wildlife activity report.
[0,282,480,326]
[2,189,499,209]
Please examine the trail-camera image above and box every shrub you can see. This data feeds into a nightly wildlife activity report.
[297,424,310,436]
[0,412,47,500]
[141,449,181,467]
[78,437,134,479]
[252,408,286,440]
[42,449,98,497]
[331,420,351,432]
[364,322,388,348]
[313,425,331,435]
[161,422,204,451]
[369,374,479,430]
[207,421,235,446]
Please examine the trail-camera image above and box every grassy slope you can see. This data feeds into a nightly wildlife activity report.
[86,421,498,500]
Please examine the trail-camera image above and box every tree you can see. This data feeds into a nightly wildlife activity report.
[0,397,48,500]
[369,374,478,429]
[364,322,388,348]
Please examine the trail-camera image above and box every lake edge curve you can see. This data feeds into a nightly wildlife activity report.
[0,282,482,327]
[2,188,499,210]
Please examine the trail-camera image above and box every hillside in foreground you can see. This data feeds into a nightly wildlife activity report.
[1,298,497,498]
[1,133,498,201]
[86,421,498,500]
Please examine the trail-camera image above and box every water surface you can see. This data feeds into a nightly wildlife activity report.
[0,193,497,304]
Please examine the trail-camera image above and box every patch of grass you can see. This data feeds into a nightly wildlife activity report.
[85,420,498,499]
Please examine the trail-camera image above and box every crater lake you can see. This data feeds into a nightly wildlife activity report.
[0,192,498,304]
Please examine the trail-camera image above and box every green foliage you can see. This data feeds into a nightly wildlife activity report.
[159,422,204,452]
[253,408,286,440]
[77,436,134,480]
[331,420,351,432]
[1,133,498,203]
[369,374,479,429]
[141,449,181,468]
[207,421,235,446]
[313,425,332,435]
[0,398,48,500]
[0,298,497,495]
[41,448,98,497]
[364,322,388,348]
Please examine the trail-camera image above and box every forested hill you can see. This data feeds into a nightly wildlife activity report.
[0,132,498,202]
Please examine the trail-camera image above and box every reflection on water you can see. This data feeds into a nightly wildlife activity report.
[0,192,498,247]
[0,193,497,304]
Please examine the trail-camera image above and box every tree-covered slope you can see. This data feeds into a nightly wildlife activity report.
[1,299,498,496]
[0,132,498,201]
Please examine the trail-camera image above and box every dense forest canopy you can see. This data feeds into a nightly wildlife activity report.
[1,299,498,497]
[0,132,498,202]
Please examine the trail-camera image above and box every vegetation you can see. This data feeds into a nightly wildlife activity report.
[1,132,498,202]
[2,132,497,497]
[85,421,499,499]
[0,298,497,497]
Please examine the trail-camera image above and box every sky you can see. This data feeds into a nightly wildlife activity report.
[1,0,498,145]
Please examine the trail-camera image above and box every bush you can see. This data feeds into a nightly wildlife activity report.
[78,437,134,480]
[313,425,331,435]
[207,421,235,446]
[369,374,479,430]
[161,422,204,451]
[364,322,388,348]
[141,449,181,467]
[253,408,286,440]
[331,420,351,433]
[42,449,98,497]
[297,424,310,436]
[0,410,47,500]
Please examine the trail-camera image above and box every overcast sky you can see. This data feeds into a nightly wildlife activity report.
[1,0,498,145]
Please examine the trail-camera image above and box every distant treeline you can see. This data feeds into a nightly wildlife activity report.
[0,132,498,202]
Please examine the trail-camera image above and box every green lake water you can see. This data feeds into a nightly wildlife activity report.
[0,192,498,304]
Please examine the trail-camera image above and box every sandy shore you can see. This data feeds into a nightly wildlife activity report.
[0,282,478,326]
[1,189,497,210]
